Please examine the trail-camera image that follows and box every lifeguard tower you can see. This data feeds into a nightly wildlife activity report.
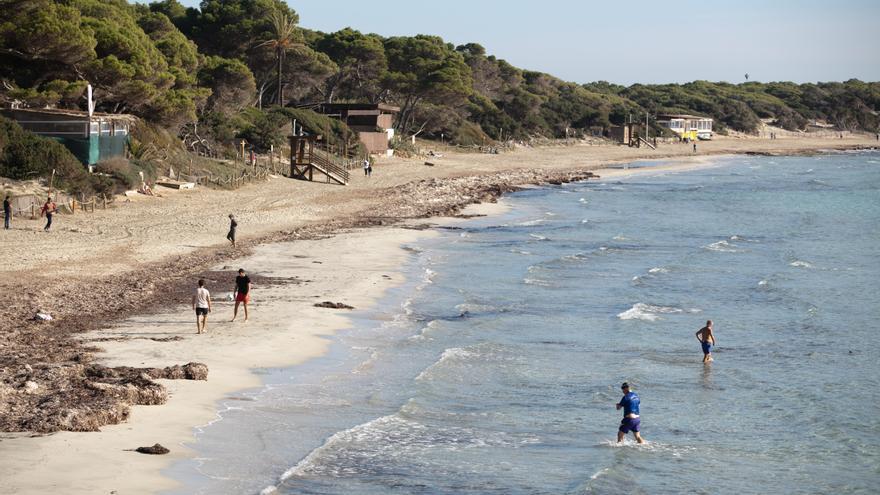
[289,134,350,185]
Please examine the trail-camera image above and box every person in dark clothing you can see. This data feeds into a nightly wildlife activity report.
[227,214,237,247]
[40,197,56,231]
[3,195,11,230]
[231,268,252,322]
[616,382,645,444]
[693,142,697,153]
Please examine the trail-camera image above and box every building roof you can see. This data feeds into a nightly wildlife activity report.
[316,103,400,114]
[657,113,713,121]
[2,107,136,121]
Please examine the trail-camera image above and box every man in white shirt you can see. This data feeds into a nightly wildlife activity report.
[192,279,212,334]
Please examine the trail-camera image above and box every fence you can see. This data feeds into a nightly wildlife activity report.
[6,192,112,218]
[177,166,273,189]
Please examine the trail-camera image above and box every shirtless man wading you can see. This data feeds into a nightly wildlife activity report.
[616,382,645,444]
[696,320,716,363]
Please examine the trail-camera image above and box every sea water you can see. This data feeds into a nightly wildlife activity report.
[168,152,880,495]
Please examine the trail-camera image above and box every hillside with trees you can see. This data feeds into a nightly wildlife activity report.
[2,0,878,159]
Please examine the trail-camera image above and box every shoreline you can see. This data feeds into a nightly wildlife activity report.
[0,142,876,494]
[0,225,444,494]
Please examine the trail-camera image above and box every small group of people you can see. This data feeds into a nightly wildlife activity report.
[192,268,252,333]
[4,195,58,232]
[615,320,717,444]
[363,158,373,177]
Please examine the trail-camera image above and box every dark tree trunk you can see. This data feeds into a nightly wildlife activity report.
[276,47,284,106]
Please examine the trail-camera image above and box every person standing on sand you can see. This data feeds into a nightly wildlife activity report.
[231,268,251,322]
[227,214,237,247]
[40,196,56,232]
[3,195,11,230]
[616,382,645,444]
[363,158,371,177]
[696,320,716,363]
[192,279,212,334]
[693,142,697,153]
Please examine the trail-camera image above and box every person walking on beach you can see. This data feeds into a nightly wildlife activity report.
[227,214,237,247]
[192,279,212,334]
[3,195,11,230]
[696,320,716,363]
[616,382,645,444]
[363,158,372,177]
[231,268,251,322]
[693,142,697,153]
[40,196,56,232]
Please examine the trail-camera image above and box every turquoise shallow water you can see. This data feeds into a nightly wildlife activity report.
[169,152,880,494]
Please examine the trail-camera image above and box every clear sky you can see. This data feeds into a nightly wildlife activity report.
[175,0,880,85]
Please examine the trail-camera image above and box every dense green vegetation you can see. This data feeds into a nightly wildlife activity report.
[1,0,878,154]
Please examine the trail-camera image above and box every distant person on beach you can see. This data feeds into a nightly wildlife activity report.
[696,320,716,363]
[616,382,645,444]
[3,195,10,229]
[693,142,697,153]
[40,197,56,232]
[231,268,251,322]
[192,279,212,334]
[363,158,372,177]
[227,214,237,247]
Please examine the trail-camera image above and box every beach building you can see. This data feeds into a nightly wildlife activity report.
[1,108,133,165]
[315,103,400,156]
[656,114,713,140]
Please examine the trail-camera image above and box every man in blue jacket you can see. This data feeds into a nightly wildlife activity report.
[616,382,646,444]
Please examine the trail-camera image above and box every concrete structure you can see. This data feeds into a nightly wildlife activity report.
[1,108,133,165]
[315,103,400,155]
[657,114,714,140]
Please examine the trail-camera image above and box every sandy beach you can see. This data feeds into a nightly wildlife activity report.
[0,135,876,494]
[0,226,443,493]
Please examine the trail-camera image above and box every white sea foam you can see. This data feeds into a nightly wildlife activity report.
[510,248,532,255]
[408,319,442,341]
[790,260,813,268]
[758,279,769,287]
[704,240,739,253]
[612,235,631,241]
[648,267,669,274]
[590,467,610,480]
[523,278,553,287]
[415,347,478,381]
[455,303,501,314]
[579,197,589,204]
[562,253,588,261]
[352,349,380,374]
[516,218,545,226]
[599,439,697,456]
[617,303,698,321]
[529,233,548,241]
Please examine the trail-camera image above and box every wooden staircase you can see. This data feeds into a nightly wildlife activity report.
[289,134,350,185]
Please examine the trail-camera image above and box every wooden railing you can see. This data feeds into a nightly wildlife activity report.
[310,153,350,184]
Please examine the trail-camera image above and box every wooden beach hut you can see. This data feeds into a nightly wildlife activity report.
[1,108,134,165]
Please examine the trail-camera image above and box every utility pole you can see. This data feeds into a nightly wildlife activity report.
[645,112,649,141]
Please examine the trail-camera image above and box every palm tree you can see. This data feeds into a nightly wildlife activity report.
[257,10,300,106]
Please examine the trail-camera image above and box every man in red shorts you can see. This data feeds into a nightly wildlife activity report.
[231,268,251,322]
